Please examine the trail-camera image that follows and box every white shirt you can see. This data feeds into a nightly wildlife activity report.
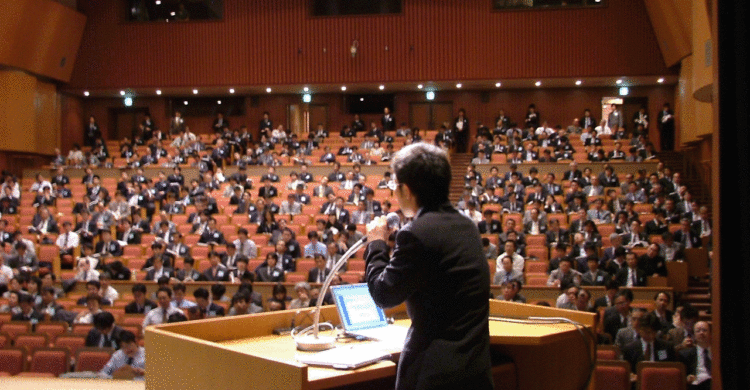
[56,231,80,250]
[142,306,184,333]
[0,264,13,285]
[75,268,100,282]
[694,345,711,384]
[233,238,258,259]
[99,347,146,379]
[100,285,119,302]
[496,253,525,275]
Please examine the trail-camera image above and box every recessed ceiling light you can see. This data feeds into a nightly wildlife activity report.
[495,82,501,88]
[217,100,222,105]
[192,89,198,95]
[360,97,364,101]
[266,87,272,93]
[341,86,347,91]
[616,79,623,85]
[155,90,162,95]
[379,85,385,90]
[119,90,125,96]
[575,80,582,86]
[456,83,462,89]
[417,84,423,89]
[183,100,188,105]
[83,91,90,97]
[229,88,235,94]
[657,78,665,83]
[303,87,309,92]
[170,12,176,16]
[535,81,542,87]
[155,0,161,4]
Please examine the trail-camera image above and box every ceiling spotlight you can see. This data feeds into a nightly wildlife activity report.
[83,91,90,97]
[119,90,126,96]
[379,85,385,90]
[456,83,462,89]
[156,89,162,95]
[192,89,198,95]
[535,81,542,87]
[183,101,188,105]
[417,84,423,89]
[495,82,501,88]
[217,100,222,105]
[360,97,364,102]
[341,86,347,91]
[575,80,582,86]
[303,87,309,92]
[266,87,272,93]
[229,88,235,94]
[616,79,623,85]
[657,78,665,83]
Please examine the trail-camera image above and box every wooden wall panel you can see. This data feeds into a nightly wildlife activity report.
[0,0,86,82]
[70,0,671,90]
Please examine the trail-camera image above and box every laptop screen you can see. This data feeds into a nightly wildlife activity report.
[331,283,388,331]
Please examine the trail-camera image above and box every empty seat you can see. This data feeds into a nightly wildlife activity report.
[35,322,68,342]
[54,335,86,357]
[0,322,31,340]
[75,348,113,372]
[596,345,620,360]
[0,347,26,376]
[28,348,70,377]
[14,333,49,351]
[285,273,306,283]
[636,361,686,390]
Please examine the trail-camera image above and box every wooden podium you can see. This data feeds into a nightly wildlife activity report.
[145,300,596,390]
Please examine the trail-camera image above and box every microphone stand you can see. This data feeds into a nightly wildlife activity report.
[292,236,368,351]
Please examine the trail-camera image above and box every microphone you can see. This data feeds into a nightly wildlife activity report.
[292,235,369,351]
[385,212,400,229]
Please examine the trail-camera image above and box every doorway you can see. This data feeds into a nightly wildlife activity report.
[288,104,328,136]
[409,102,453,130]
[108,107,150,141]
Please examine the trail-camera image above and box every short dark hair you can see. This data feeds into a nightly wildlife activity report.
[132,283,147,294]
[157,286,173,298]
[119,330,137,344]
[211,283,226,299]
[638,312,662,331]
[615,289,634,302]
[193,287,210,300]
[86,280,101,289]
[172,283,186,293]
[391,143,451,208]
[93,311,115,330]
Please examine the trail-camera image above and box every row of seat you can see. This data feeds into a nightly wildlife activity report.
[0,346,113,377]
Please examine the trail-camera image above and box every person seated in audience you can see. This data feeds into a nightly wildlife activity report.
[7,242,39,273]
[74,293,104,324]
[680,321,712,390]
[229,292,263,316]
[659,231,685,262]
[32,185,56,208]
[603,289,634,342]
[640,243,668,277]
[497,280,525,303]
[99,330,145,380]
[614,307,648,351]
[199,217,226,246]
[203,251,230,282]
[145,255,173,282]
[495,240,524,277]
[650,291,674,333]
[75,258,100,282]
[143,287,184,332]
[615,251,647,287]
[307,254,331,284]
[256,253,285,283]
[11,292,44,322]
[86,311,124,349]
[573,288,593,312]
[0,289,22,315]
[673,217,701,248]
[493,256,523,286]
[290,282,312,309]
[117,218,141,246]
[28,205,59,237]
[580,256,609,286]
[523,207,546,235]
[662,304,700,352]
[279,193,302,216]
[35,286,64,320]
[192,287,224,318]
[555,284,579,310]
[622,220,648,249]
[481,237,498,260]
[124,283,157,314]
[173,257,202,283]
[268,283,291,311]
[93,229,123,259]
[143,242,173,270]
[98,273,119,302]
[547,258,582,288]
[460,200,482,225]
[478,210,502,235]
[622,312,676,374]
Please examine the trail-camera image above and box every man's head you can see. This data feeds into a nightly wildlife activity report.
[636,312,661,343]
[614,289,634,316]
[156,287,173,309]
[86,280,101,296]
[693,321,711,347]
[390,143,451,212]
[502,280,522,300]
[93,311,116,333]
[193,287,210,309]
[625,251,638,269]
[132,283,147,304]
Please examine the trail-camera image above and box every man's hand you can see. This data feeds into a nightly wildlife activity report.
[366,216,389,243]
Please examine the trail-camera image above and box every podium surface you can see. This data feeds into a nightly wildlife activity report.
[146,301,595,390]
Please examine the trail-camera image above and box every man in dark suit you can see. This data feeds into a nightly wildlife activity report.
[202,251,230,282]
[679,321,712,390]
[307,255,331,284]
[124,284,157,314]
[603,289,633,341]
[615,252,647,287]
[453,109,470,153]
[622,312,676,372]
[673,217,701,248]
[364,143,493,390]
[193,287,225,318]
[11,294,45,323]
[85,312,125,349]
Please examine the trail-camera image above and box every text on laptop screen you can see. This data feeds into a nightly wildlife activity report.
[334,284,387,331]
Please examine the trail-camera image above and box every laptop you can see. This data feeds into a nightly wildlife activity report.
[331,283,409,345]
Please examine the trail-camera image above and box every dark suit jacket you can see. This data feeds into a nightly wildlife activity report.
[603,307,628,341]
[145,267,174,281]
[85,325,125,349]
[306,268,331,283]
[364,202,493,390]
[203,265,231,282]
[679,346,711,378]
[124,300,157,314]
[622,338,676,372]
[673,230,701,248]
[614,267,647,287]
